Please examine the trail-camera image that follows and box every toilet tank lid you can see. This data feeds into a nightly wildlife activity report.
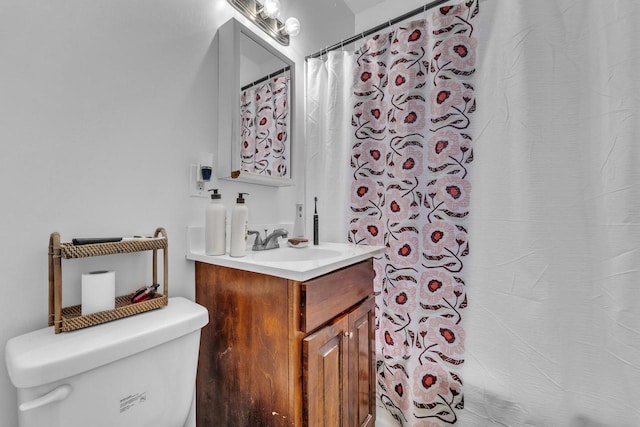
[5,297,209,389]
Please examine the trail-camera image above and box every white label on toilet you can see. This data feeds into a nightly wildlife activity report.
[119,392,147,413]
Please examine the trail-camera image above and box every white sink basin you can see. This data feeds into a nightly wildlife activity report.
[251,247,342,263]
[186,226,384,281]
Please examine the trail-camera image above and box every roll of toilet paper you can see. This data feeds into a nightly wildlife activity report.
[81,270,116,316]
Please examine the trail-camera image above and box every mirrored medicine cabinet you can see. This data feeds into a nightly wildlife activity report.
[217,18,295,187]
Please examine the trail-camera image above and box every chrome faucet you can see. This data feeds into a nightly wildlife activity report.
[248,228,289,251]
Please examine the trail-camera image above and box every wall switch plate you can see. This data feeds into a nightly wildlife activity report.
[189,164,208,198]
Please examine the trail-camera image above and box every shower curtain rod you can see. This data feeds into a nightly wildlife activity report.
[241,65,291,91]
[305,0,451,60]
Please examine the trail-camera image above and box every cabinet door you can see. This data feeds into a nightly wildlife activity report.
[303,315,350,427]
[348,296,376,427]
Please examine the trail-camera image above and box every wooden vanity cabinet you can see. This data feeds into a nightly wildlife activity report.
[303,295,375,427]
[195,258,376,427]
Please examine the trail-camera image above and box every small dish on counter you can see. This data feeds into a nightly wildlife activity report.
[287,238,309,248]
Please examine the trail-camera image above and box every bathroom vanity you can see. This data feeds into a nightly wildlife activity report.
[188,232,382,427]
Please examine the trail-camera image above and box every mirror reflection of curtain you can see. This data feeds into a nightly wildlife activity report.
[240,69,290,177]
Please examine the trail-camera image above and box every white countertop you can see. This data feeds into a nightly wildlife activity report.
[186,226,384,282]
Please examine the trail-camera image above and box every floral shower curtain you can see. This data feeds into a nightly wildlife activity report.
[240,70,290,177]
[348,2,478,425]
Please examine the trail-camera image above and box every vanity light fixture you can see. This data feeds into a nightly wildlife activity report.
[281,17,300,37]
[227,0,300,46]
[260,0,281,19]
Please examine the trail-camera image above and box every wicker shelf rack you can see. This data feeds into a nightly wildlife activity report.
[48,227,169,334]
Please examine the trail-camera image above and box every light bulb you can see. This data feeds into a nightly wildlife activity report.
[284,17,301,36]
[263,0,281,19]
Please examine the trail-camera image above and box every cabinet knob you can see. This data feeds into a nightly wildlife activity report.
[344,331,353,338]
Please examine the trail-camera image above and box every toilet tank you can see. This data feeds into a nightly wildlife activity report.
[5,297,209,427]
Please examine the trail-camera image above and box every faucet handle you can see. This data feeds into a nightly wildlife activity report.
[247,230,263,246]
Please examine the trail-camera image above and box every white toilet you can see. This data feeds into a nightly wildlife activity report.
[5,297,208,427]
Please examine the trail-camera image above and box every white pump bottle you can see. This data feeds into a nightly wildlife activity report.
[205,189,226,255]
[230,192,249,257]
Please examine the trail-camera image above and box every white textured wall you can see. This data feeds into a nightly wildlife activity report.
[0,0,353,424]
